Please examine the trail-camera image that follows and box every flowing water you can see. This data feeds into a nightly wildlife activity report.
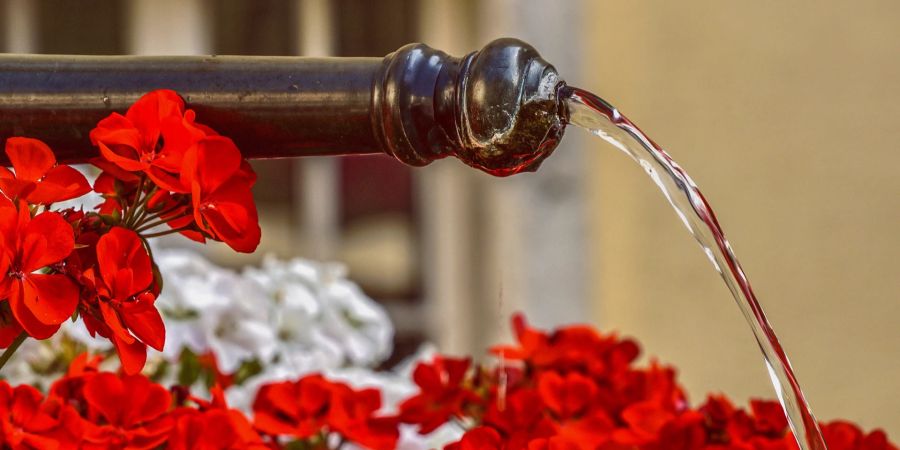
[561,86,826,450]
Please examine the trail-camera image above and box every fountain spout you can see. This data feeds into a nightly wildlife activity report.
[0,38,565,176]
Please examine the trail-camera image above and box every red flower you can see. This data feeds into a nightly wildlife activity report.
[81,227,164,375]
[399,356,480,433]
[0,381,66,449]
[492,313,640,378]
[253,374,399,449]
[537,371,598,420]
[526,436,582,450]
[446,426,505,450]
[180,136,260,253]
[90,90,205,192]
[169,386,265,450]
[0,199,77,341]
[0,137,90,204]
[169,408,266,450]
[643,411,707,450]
[536,371,615,448]
[482,389,557,449]
[329,383,399,450]
[750,399,789,437]
[79,372,173,449]
[819,421,898,450]
[252,374,333,438]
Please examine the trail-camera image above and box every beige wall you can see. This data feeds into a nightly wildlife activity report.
[584,1,899,435]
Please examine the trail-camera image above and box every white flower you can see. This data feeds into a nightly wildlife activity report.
[245,255,394,370]
[154,250,278,372]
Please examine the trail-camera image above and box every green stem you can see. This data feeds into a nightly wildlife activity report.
[142,226,193,239]
[135,218,173,233]
[0,332,27,371]
[130,205,151,229]
[151,201,187,219]
[122,176,147,226]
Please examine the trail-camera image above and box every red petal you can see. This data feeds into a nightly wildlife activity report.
[120,294,165,351]
[9,281,59,339]
[98,141,147,172]
[112,333,147,376]
[193,136,242,193]
[90,156,141,183]
[0,319,23,348]
[126,90,185,150]
[147,165,188,193]
[83,372,125,424]
[26,165,91,204]
[96,227,152,297]
[90,113,141,148]
[5,137,55,182]
[0,176,36,200]
[23,274,79,325]
[21,211,74,271]
[100,301,134,344]
[121,374,171,425]
[199,178,260,253]
[0,198,17,240]
[156,111,206,172]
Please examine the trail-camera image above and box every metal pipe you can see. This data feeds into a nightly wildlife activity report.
[0,38,566,176]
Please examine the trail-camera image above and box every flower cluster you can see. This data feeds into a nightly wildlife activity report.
[0,90,261,377]
[0,353,398,449]
[399,314,898,450]
[0,313,895,449]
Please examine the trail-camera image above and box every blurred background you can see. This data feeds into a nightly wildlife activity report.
[1,0,897,435]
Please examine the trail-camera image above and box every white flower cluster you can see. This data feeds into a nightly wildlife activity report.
[152,250,395,409]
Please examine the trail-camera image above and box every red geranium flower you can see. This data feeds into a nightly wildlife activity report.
[80,227,164,375]
[180,136,260,253]
[169,408,266,450]
[642,411,707,450]
[89,90,205,192]
[329,383,399,450]
[446,426,505,450]
[537,371,598,420]
[0,199,77,341]
[491,313,640,378]
[169,386,265,450]
[78,372,173,449]
[399,356,480,434]
[0,381,66,449]
[817,421,898,450]
[0,137,90,205]
[750,399,790,437]
[482,388,556,448]
[252,374,334,439]
[253,374,398,449]
[526,436,582,450]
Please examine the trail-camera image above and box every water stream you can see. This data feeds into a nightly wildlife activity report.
[561,86,827,450]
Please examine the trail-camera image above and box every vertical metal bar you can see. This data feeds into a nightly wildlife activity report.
[294,0,340,261]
